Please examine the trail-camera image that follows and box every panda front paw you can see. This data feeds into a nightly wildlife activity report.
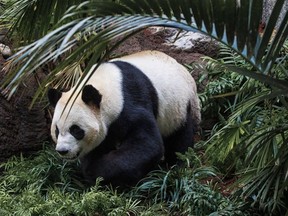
[81,156,143,187]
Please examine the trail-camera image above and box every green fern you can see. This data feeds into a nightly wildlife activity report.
[203,40,288,215]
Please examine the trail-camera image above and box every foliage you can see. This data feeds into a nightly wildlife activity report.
[0,0,287,101]
[134,148,251,216]
[195,49,250,119]
[0,146,148,215]
[0,0,87,43]
[199,41,288,215]
[0,0,14,29]
[0,146,251,215]
[0,1,3,12]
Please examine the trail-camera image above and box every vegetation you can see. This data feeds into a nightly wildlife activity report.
[0,146,251,215]
[197,41,288,215]
[0,0,287,215]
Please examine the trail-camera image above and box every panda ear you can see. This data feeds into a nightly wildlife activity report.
[48,88,62,107]
[82,85,102,108]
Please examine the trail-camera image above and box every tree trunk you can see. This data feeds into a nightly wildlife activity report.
[0,56,50,163]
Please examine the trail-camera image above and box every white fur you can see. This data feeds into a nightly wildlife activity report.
[51,50,201,159]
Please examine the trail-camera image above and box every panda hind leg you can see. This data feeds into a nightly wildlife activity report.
[163,108,196,166]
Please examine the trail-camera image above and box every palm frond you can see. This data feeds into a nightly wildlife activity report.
[239,134,288,213]
[202,48,288,214]
[0,0,87,43]
[0,0,287,99]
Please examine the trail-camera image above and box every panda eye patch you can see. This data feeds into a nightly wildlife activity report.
[69,125,85,140]
[55,126,59,139]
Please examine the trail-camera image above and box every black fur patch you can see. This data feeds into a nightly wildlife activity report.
[55,125,59,139]
[70,125,85,140]
[112,61,159,118]
[163,103,195,165]
[82,85,102,108]
[48,89,62,107]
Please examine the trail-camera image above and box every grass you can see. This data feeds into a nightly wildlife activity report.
[0,145,252,216]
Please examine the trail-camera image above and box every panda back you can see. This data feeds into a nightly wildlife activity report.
[112,50,200,136]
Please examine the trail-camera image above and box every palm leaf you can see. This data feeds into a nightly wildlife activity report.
[0,0,87,43]
[1,0,288,99]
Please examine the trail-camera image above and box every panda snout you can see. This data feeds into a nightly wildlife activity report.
[57,149,69,156]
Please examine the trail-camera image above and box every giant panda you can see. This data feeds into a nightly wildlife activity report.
[48,50,201,186]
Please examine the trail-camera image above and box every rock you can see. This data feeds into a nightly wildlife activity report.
[149,27,219,56]
[112,27,219,61]
[0,43,12,59]
[152,27,217,53]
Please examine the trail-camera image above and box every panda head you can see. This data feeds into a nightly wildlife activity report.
[48,85,106,160]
